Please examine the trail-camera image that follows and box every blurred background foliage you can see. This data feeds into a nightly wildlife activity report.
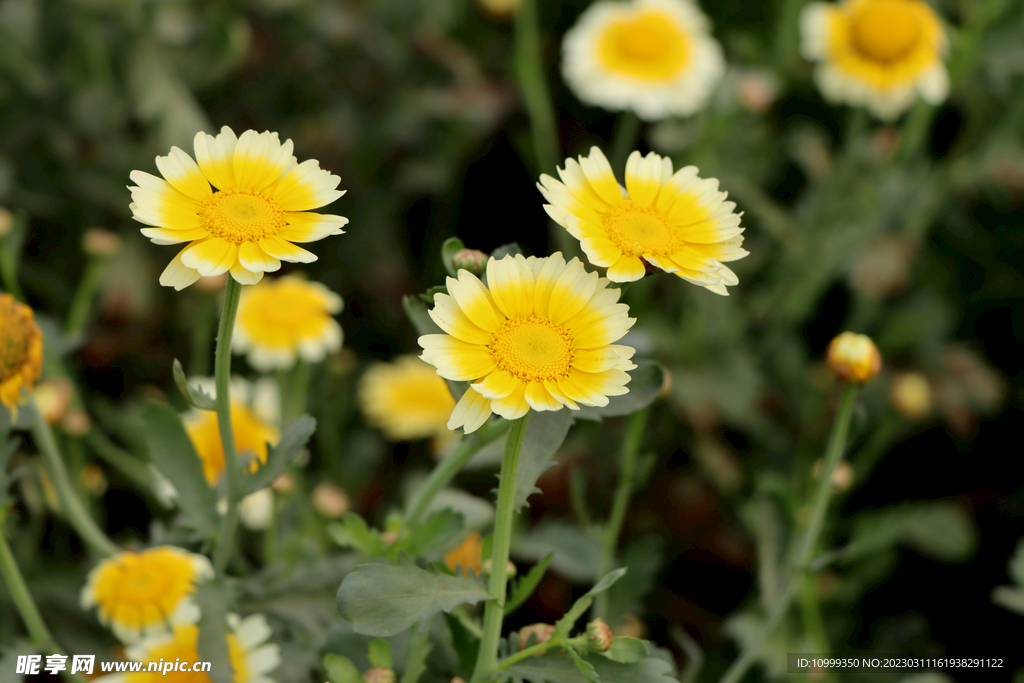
[1,0,1023,681]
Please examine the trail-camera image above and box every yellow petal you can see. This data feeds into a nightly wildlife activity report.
[181,238,239,277]
[472,369,518,400]
[624,151,663,207]
[238,241,282,274]
[279,212,349,242]
[158,247,202,290]
[193,126,239,191]
[419,336,497,381]
[447,271,504,333]
[486,254,535,319]
[606,254,646,282]
[234,130,295,190]
[448,387,493,434]
[155,146,213,203]
[428,294,494,345]
[490,380,529,420]
[525,381,563,411]
[272,159,344,211]
[258,236,317,263]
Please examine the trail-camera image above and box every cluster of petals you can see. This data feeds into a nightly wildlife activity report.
[80,546,213,644]
[233,276,344,371]
[130,126,347,290]
[538,147,746,295]
[418,253,637,434]
[562,0,724,120]
[800,0,948,120]
[98,614,279,683]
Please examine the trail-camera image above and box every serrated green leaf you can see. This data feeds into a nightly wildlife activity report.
[324,654,362,683]
[506,410,572,511]
[368,639,392,669]
[195,581,233,683]
[406,508,464,558]
[140,401,218,539]
[173,359,216,410]
[576,361,664,422]
[337,556,494,636]
[505,553,553,616]
[442,237,466,277]
[242,415,316,495]
[328,513,391,557]
[844,501,977,564]
[599,638,646,665]
[554,569,627,636]
[503,650,675,683]
[567,649,600,683]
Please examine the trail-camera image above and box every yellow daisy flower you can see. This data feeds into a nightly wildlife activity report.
[101,614,279,683]
[130,126,347,290]
[562,0,725,120]
[358,355,457,441]
[233,276,344,371]
[800,0,948,120]
[538,147,746,294]
[0,293,43,420]
[418,253,637,434]
[80,546,213,643]
[183,377,280,486]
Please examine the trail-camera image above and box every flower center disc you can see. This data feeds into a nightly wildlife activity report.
[201,190,286,243]
[119,560,175,603]
[605,205,676,256]
[850,0,921,63]
[490,317,574,382]
[597,11,690,81]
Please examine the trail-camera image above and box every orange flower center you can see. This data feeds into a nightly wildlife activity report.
[849,0,921,63]
[201,190,286,243]
[490,316,574,382]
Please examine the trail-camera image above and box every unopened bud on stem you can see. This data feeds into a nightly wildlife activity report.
[586,618,613,651]
[451,249,488,276]
[825,332,882,383]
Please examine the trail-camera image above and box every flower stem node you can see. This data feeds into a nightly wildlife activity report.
[586,618,614,652]
[518,623,556,651]
[451,248,489,276]
[363,667,396,683]
[825,332,882,383]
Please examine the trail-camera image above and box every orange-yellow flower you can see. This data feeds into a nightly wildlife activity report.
[0,294,43,420]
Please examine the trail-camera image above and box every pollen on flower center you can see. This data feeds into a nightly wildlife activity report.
[604,204,676,256]
[850,0,921,63]
[490,316,574,382]
[597,11,690,81]
[201,190,286,244]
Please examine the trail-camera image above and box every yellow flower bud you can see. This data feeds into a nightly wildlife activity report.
[311,483,350,518]
[586,618,613,651]
[34,378,74,425]
[825,332,882,383]
[890,372,932,420]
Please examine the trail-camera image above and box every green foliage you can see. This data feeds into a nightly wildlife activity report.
[399,629,432,683]
[441,237,466,277]
[992,536,1024,615]
[140,401,218,539]
[329,513,395,558]
[324,654,363,683]
[505,552,553,616]
[514,521,603,583]
[844,501,978,564]
[172,359,216,411]
[368,639,393,669]
[508,410,573,511]
[575,361,665,422]
[554,569,627,637]
[503,648,676,683]
[336,555,493,637]
[241,415,316,496]
[598,638,647,665]
[604,537,662,627]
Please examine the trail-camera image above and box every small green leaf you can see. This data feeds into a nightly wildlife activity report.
[328,513,391,557]
[599,638,646,664]
[337,555,494,636]
[567,649,600,683]
[503,650,676,683]
[140,401,218,539]
[399,627,433,683]
[503,410,572,511]
[195,581,233,683]
[505,553,554,616]
[418,285,449,305]
[490,243,524,261]
[576,361,664,422]
[324,654,363,683]
[241,415,316,495]
[441,237,466,277]
[173,359,216,410]
[368,639,392,669]
[405,508,465,558]
[554,569,627,636]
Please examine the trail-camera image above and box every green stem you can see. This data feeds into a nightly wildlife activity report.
[609,111,640,173]
[0,509,90,683]
[717,386,857,683]
[593,407,649,620]
[495,636,566,671]
[211,276,243,577]
[404,418,510,527]
[797,573,835,683]
[64,258,106,338]
[31,408,118,557]
[471,414,530,683]
[188,295,218,377]
[514,0,559,177]
[0,211,27,303]
[281,360,311,427]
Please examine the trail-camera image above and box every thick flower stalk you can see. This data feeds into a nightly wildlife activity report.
[800,0,948,120]
[562,0,725,120]
[130,127,347,289]
[418,253,637,433]
[539,148,747,293]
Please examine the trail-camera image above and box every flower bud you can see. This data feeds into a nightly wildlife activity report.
[270,472,296,494]
[34,378,74,425]
[311,483,350,518]
[61,409,92,436]
[735,71,778,114]
[0,207,12,238]
[80,463,108,497]
[825,332,881,383]
[363,667,396,683]
[82,228,122,258]
[518,623,555,651]
[812,459,854,492]
[612,615,647,639]
[240,488,274,530]
[451,248,488,276]
[889,372,932,420]
[477,0,521,19]
[586,618,613,652]
[381,529,400,546]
